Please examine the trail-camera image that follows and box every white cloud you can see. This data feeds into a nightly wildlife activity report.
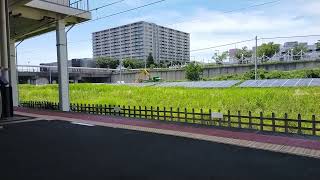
[18,0,320,64]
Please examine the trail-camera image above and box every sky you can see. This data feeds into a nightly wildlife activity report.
[17,0,320,65]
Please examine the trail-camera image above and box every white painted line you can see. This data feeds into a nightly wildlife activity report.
[71,122,95,127]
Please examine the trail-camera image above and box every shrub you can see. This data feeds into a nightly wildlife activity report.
[185,62,203,81]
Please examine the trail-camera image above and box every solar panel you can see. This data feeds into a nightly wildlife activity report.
[309,79,320,87]
[282,79,299,87]
[297,79,312,87]
[239,78,320,87]
[153,80,240,88]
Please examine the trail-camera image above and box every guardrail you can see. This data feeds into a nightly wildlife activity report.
[20,101,320,137]
[41,0,89,11]
[17,65,112,74]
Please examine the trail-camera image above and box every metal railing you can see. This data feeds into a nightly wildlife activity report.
[41,0,89,11]
[17,65,112,74]
[229,51,320,65]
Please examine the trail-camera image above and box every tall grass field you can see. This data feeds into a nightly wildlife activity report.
[19,84,320,119]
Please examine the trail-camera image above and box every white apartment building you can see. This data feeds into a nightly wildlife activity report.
[92,21,190,64]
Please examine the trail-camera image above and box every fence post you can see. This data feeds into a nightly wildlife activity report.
[228,110,231,128]
[99,104,102,114]
[107,105,111,115]
[164,107,167,121]
[260,112,264,131]
[134,106,136,118]
[201,109,204,125]
[170,107,173,122]
[297,114,302,135]
[118,105,121,116]
[112,105,116,116]
[182,108,186,123]
[157,107,160,120]
[238,111,241,128]
[284,113,288,134]
[218,110,222,127]
[96,104,99,114]
[192,108,195,124]
[145,106,147,119]
[177,108,180,123]
[272,113,276,132]
[248,111,252,129]
[139,106,142,118]
[104,104,107,115]
[312,115,316,136]
[128,106,131,117]
[122,105,126,117]
[209,109,213,126]
[151,106,153,120]
[84,104,87,113]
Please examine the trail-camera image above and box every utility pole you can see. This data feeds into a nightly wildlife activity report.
[144,58,147,69]
[255,36,258,80]
[119,58,122,83]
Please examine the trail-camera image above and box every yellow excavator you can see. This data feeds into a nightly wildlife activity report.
[135,69,161,83]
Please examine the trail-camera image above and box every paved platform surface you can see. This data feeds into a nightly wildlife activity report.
[14,107,320,159]
[1,120,320,179]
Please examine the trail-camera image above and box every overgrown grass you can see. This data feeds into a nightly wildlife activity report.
[19,84,320,119]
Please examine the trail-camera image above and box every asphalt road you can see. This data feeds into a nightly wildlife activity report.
[0,120,320,179]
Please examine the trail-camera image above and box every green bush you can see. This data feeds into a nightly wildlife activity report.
[185,62,203,81]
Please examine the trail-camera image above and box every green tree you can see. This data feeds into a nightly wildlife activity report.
[257,42,280,58]
[184,62,203,81]
[146,53,155,68]
[212,51,228,64]
[96,57,119,69]
[293,44,308,60]
[316,40,320,51]
[123,58,144,69]
[235,46,252,64]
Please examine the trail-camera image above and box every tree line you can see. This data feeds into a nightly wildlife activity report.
[96,53,183,69]
[213,40,320,64]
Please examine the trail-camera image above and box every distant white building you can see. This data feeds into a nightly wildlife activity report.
[92,21,190,65]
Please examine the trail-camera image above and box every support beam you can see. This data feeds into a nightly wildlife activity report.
[0,0,13,118]
[10,40,18,107]
[56,19,70,111]
[0,0,9,82]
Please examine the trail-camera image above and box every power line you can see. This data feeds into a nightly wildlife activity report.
[190,39,255,52]
[65,0,126,19]
[68,0,282,45]
[37,0,167,34]
[190,34,320,53]
[20,34,320,55]
[260,34,320,40]
[168,0,282,26]
[81,0,167,24]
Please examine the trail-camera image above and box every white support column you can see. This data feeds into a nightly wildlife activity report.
[9,40,18,107]
[56,19,70,111]
[0,0,9,83]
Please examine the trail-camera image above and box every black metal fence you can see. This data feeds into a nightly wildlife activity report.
[19,101,320,137]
